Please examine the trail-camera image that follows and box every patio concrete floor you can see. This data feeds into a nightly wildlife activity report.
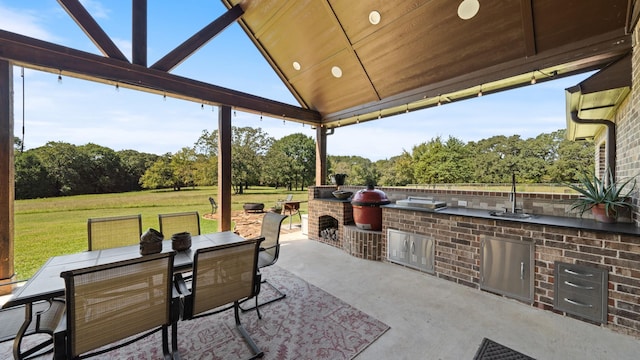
[2,230,639,359]
[277,231,640,360]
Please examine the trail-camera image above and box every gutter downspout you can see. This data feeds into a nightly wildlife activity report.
[570,111,616,183]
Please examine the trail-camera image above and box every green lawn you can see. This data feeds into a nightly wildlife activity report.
[13,186,308,280]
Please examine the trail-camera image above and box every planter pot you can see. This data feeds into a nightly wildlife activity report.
[591,204,616,223]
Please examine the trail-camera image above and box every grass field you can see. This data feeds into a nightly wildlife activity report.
[13,186,308,280]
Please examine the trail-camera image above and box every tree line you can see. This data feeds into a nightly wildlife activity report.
[330,129,594,186]
[13,127,316,199]
[13,128,593,200]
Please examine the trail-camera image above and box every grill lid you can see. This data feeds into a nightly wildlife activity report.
[351,185,390,206]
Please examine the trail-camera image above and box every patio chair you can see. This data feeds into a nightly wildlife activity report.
[174,238,263,359]
[87,214,142,250]
[240,212,287,318]
[53,251,177,360]
[158,211,201,237]
[0,298,65,359]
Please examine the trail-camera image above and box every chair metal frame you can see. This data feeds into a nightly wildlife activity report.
[87,214,142,251]
[174,239,263,359]
[54,251,177,360]
[158,211,201,237]
[0,298,65,360]
[239,212,288,318]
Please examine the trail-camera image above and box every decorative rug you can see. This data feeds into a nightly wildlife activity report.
[473,338,535,360]
[1,266,389,360]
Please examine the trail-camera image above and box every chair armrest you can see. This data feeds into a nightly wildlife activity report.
[174,273,190,296]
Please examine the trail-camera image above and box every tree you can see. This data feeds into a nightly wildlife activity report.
[263,133,315,190]
[118,149,159,191]
[30,142,93,195]
[140,154,176,190]
[78,143,126,193]
[14,151,56,199]
[412,136,472,183]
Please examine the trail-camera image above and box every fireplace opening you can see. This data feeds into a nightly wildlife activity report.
[318,215,339,241]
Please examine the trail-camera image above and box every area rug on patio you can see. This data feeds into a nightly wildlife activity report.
[473,338,535,360]
[0,265,389,360]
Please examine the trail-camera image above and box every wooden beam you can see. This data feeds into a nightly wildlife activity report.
[57,0,128,62]
[315,127,327,186]
[151,4,244,72]
[217,106,232,232]
[0,30,321,122]
[132,0,147,66]
[0,60,15,285]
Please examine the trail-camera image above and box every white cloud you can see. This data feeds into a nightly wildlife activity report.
[0,4,56,41]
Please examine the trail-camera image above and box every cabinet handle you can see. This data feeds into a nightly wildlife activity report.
[563,298,593,308]
[564,268,593,277]
[410,241,415,254]
[520,262,524,280]
[564,281,594,290]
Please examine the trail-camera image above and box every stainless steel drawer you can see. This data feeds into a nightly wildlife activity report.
[554,262,607,323]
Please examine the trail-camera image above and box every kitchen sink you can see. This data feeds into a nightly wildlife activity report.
[488,210,532,219]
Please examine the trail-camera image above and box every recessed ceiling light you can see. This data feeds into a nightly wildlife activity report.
[457,0,480,20]
[293,61,301,70]
[331,66,343,78]
[369,11,381,25]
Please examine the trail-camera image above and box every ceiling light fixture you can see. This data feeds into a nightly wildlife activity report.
[458,0,480,20]
[530,72,537,85]
[293,61,301,71]
[331,66,343,78]
[378,111,382,119]
[369,11,381,25]
[405,104,409,113]
[477,85,483,97]
[437,95,442,106]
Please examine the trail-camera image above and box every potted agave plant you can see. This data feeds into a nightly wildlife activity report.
[567,168,636,223]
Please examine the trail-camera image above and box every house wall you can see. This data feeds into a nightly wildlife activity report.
[617,24,640,227]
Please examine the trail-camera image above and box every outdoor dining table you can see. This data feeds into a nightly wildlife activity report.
[2,231,246,359]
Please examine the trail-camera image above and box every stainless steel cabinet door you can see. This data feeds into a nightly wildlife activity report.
[387,229,409,264]
[408,234,434,273]
[480,236,534,303]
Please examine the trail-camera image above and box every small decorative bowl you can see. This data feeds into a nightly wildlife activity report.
[171,232,192,251]
[332,190,353,200]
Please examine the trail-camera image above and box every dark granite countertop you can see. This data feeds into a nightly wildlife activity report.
[383,204,640,236]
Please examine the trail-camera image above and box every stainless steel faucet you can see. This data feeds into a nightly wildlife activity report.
[509,172,516,213]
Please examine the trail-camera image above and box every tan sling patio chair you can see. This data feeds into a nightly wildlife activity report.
[239,212,287,318]
[87,214,142,250]
[0,298,65,359]
[174,238,263,359]
[54,251,177,360]
[158,211,201,237]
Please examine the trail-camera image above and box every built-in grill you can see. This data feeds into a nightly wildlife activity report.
[395,196,446,210]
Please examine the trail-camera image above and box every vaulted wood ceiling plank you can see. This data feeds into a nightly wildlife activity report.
[521,0,537,57]
[150,4,244,72]
[57,0,128,62]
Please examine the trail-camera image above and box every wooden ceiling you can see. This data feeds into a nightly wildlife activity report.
[225,0,633,127]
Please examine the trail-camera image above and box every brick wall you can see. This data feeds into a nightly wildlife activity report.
[383,207,640,337]
[616,23,640,227]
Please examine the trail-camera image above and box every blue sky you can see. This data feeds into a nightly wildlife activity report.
[1,0,591,161]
